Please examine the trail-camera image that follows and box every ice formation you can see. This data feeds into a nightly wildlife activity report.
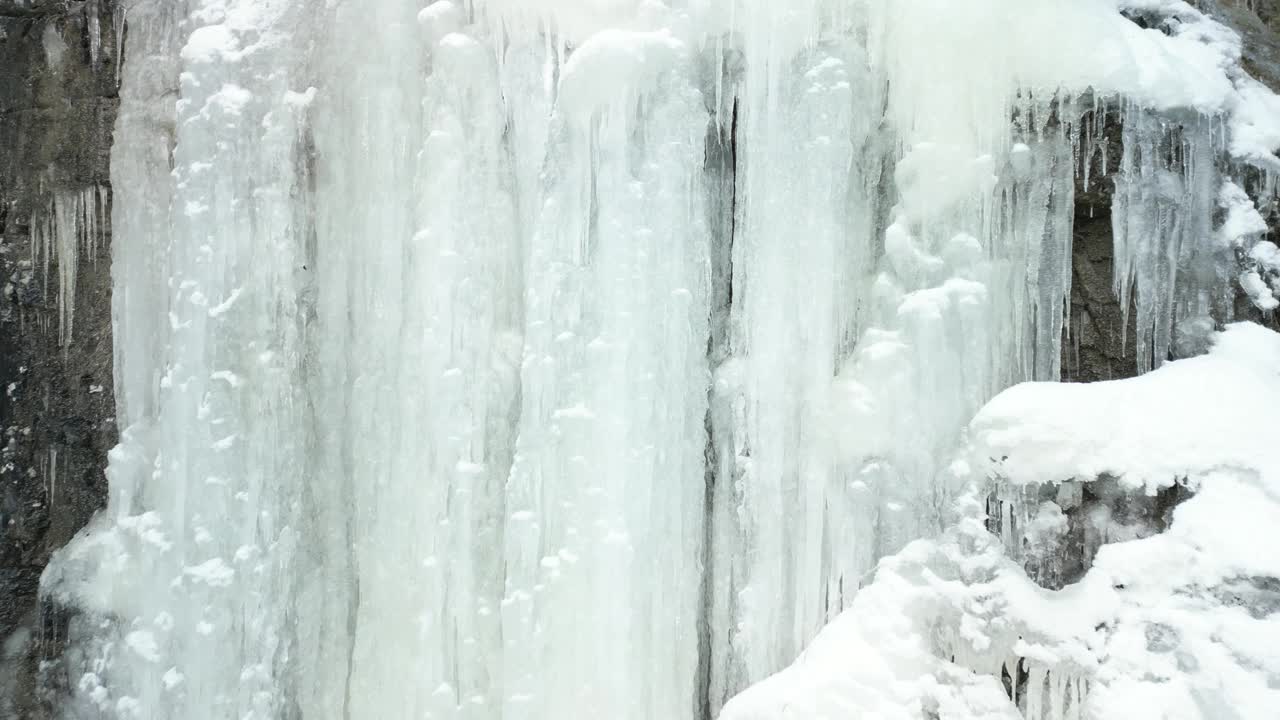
[722,323,1280,720]
[37,0,1280,719]
[30,185,110,347]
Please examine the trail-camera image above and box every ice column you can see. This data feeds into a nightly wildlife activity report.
[501,24,712,720]
[708,4,1079,709]
[305,1,521,716]
[708,10,883,705]
[44,1,314,718]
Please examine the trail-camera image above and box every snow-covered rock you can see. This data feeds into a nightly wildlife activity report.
[724,323,1280,719]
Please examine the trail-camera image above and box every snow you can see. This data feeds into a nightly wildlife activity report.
[124,631,161,663]
[181,558,236,587]
[724,323,1280,720]
[1219,181,1269,247]
[281,86,317,109]
[418,1,464,41]
[1241,270,1278,311]
[556,28,684,121]
[1230,76,1280,171]
[179,24,240,64]
[204,82,252,116]
[1251,240,1280,269]
[970,323,1280,492]
[1224,183,1280,311]
[37,0,1280,718]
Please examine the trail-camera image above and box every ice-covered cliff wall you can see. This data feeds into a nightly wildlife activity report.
[15,0,1280,719]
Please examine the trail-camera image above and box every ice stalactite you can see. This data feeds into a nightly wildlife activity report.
[31,185,110,347]
[87,0,103,67]
[1110,106,1223,373]
[1012,664,1089,720]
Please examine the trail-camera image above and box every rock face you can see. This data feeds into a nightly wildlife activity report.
[0,1,1275,718]
[1064,151,1138,383]
[0,2,119,716]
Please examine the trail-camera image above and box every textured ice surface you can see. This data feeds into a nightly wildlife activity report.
[39,0,1280,718]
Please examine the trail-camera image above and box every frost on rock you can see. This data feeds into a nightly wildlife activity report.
[724,323,1280,720]
[36,0,1280,718]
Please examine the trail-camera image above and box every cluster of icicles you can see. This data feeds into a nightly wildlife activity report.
[33,1,1276,719]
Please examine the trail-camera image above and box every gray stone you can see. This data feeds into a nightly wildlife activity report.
[0,2,118,717]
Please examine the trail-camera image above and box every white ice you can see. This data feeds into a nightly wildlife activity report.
[36,0,1280,718]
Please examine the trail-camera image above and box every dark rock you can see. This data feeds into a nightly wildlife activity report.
[0,2,119,717]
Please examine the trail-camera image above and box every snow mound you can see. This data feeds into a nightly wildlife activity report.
[722,322,1280,720]
[970,322,1280,492]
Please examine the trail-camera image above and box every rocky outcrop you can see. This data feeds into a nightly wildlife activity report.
[0,2,119,717]
[1064,161,1139,383]
[1211,0,1280,85]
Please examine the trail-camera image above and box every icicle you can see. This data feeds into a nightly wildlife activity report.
[87,0,102,67]
[1049,671,1065,720]
[1112,103,1223,373]
[1025,665,1047,719]
[48,447,58,511]
[30,186,109,348]
[1082,109,1093,192]
[113,0,125,83]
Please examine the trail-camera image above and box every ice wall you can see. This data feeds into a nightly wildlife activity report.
[39,0,1280,719]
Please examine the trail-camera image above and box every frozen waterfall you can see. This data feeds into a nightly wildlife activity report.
[39,0,1280,719]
